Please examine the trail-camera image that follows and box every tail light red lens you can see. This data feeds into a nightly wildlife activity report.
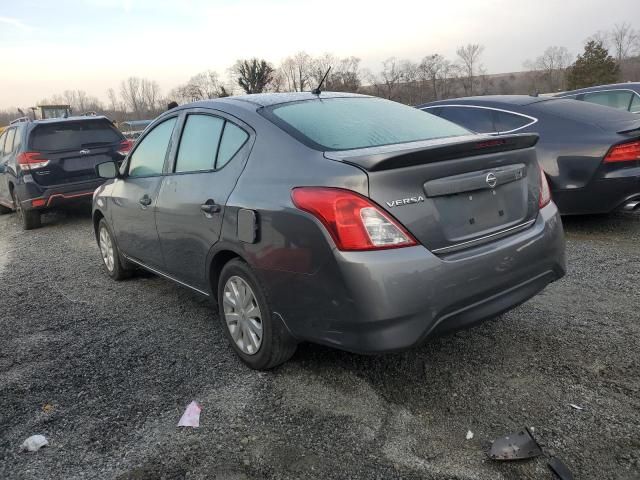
[291,187,417,251]
[117,139,133,156]
[604,140,640,163]
[538,163,551,209]
[17,152,49,170]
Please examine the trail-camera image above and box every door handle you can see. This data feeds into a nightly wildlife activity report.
[200,199,221,214]
[139,195,152,207]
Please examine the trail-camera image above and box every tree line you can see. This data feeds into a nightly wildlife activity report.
[1,22,638,126]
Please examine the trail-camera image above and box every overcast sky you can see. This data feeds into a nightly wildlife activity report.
[0,0,637,109]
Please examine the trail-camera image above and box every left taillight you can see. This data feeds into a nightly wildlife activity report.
[604,140,640,163]
[17,152,49,171]
[291,187,418,251]
[117,139,133,156]
[538,162,551,209]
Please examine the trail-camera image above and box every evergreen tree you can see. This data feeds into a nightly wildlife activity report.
[567,41,619,89]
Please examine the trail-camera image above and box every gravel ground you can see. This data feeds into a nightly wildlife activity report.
[1,205,639,480]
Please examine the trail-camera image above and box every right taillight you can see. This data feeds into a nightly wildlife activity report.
[291,187,417,251]
[117,139,133,156]
[539,163,551,209]
[604,140,640,163]
[17,152,49,171]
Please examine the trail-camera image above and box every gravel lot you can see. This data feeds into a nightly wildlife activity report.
[1,205,639,480]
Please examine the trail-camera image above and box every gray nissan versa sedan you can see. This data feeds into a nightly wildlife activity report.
[92,92,566,369]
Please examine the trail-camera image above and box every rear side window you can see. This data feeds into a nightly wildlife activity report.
[129,118,177,177]
[30,120,123,151]
[631,94,640,114]
[0,132,6,154]
[175,115,224,173]
[269,97,469,151]
[217,123,249,168]
[3,129,15,154]
[435,106,495,133]
[583,91,634,111]
[493,111,534,132]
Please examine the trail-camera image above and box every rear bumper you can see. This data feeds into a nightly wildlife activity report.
[16,177,105,211]
[261,202,565,353]
[552,165,640,215]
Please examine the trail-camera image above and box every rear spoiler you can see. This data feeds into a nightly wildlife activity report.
[324,133,539,172]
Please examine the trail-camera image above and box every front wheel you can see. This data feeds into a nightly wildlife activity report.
[98,219,132,280]
[218,259,297,370]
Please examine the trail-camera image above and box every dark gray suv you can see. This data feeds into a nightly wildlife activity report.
[93,92,566,369]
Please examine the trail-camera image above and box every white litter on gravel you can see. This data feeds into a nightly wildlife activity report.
[569,403,584,410]
[178,401,201,427]
[466,430,474,440]
[21,435,48,452]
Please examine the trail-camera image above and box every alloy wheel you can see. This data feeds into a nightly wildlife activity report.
[99,226,115,272]
[223,275,263,355]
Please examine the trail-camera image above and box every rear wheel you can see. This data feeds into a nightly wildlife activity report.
[98,219,132,280]
[11,190,41,230]
[218,259,297,370]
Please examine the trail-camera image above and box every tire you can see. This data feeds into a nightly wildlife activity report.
[11,190,41,230]
[98,218,132,280]
[218,259,297,370]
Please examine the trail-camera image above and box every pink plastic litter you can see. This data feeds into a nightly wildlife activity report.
[178,401,202,428]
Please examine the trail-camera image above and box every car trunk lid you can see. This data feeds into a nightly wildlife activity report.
[325,133,542,253]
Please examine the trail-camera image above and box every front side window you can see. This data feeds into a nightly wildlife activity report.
[435,107,495,134]
[583,91,634,111]
[128,117,177,177]
[269,97,469,151]
[175,115,224,173]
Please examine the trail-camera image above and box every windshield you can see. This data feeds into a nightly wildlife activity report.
[268,97,470,151]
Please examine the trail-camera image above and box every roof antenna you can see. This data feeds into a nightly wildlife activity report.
[312,66,331,95]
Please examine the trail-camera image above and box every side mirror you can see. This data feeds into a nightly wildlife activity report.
[96,161,119,179]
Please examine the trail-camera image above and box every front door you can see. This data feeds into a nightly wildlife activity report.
[155,112,251,290]
[110,117,177,269]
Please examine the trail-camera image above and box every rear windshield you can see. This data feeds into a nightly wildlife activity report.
[267,97,470,150]
[530,98,637,128]
[30,120,123,151]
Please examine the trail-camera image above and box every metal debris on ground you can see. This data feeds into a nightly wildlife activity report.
[568,404,584,410]
[178,401,202,428]
[548,457,574,480]
[21,435,49,452]
[488,427,542,460]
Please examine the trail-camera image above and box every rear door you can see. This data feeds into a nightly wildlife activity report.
[110,116,178,269]
[28,119,125,187]
[0,129,12,205]
[155,110,251,290]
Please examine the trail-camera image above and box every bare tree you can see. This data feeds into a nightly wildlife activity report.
[107,88,119,112]
[456,44,484,95]
[233,59,275,94]
[418,54,449,100]
[380,57,402,100]
[120,77,144,116]
[329,56,362,92]
[611,23,639,62]
[524,46,572,92]
[280,51,313,92]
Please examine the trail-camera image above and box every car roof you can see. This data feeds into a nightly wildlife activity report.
[557,82,640,96]
[31,115,113,125]
[190,91,371,109]
[419,95,553,108]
